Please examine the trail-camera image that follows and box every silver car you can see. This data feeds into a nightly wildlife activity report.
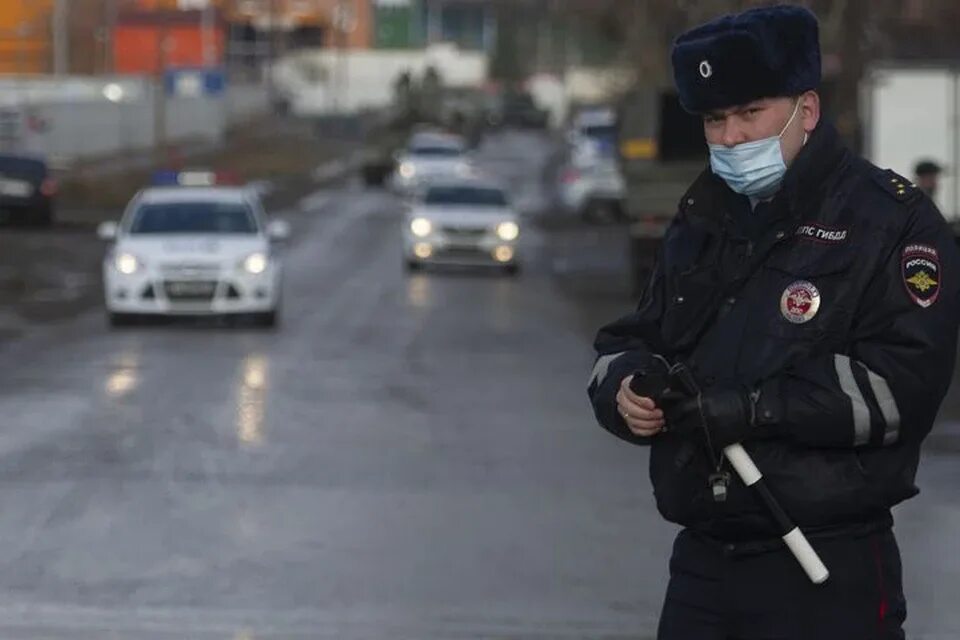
[402,179,521,275]
[390,132,474,194]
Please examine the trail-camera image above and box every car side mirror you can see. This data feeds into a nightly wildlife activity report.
[267,219,291,241]
[97,221,119,241]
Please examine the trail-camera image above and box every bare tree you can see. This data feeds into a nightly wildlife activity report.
[564,0,949,149]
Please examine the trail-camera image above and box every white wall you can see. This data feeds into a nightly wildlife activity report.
[0,76,269,163]
[865,66,959,218]
[226,83,271,124]
[563,66,637,106]
[273,43,488,116]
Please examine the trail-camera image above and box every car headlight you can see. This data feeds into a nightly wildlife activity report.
[242,252,269,275]
[497,221,520,241]
[410,217,433,237]
[399,162,416,179]
[115,253,141,275]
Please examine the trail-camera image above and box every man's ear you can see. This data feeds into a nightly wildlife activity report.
[800,91,821,133]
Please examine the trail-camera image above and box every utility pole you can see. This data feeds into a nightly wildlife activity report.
[154,10,170,154]
[52,0,69,75]
[333,0,352,115]
[201,1,215,68]
[266,0,277,108]
[105,0,118,75]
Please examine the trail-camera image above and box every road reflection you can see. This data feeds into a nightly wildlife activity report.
[406,273,432,309]
[104,349,140,399]
[236,354,269,447]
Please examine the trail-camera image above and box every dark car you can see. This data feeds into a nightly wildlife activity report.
[0,153,56,227]
[490,92,550,130]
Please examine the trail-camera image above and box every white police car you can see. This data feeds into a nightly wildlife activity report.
[98,174,289,327]
[403,179,520,274]
[390,132,474,194]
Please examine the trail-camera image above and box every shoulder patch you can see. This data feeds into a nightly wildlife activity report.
[873,169,920,203]
[902,244,941,308]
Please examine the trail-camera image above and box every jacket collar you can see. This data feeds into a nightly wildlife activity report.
[681,120,851,227]
[774,120,850,216]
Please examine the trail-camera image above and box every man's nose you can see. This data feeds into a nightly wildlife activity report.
[720,120,748,147]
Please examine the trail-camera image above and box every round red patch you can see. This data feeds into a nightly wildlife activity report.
[780,281,821,324]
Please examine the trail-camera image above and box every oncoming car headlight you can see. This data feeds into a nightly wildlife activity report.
[496,221,520,241]
[115,253,141,275]
[399,162,416,179]
[410,217,433,238]
[242,252,269,275]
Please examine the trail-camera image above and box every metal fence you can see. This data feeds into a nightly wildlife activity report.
[0,76,269,163]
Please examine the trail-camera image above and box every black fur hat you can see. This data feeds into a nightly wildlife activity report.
[671,5,821,113]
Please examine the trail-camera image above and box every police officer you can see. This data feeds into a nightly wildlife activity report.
[914,159,942,199]
[587,6,960,639]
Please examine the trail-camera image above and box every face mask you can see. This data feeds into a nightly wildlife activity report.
[708,99,803,197]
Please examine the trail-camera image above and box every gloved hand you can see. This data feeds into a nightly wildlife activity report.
[663,385,759,449]
[627,357,671,402]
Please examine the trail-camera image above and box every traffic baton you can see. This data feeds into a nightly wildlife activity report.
[629,363,830,584]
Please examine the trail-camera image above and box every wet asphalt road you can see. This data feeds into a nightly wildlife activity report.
[0,131,957,639]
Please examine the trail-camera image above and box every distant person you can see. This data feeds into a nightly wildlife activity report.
[914,159,942,199]
[587,6,960,639]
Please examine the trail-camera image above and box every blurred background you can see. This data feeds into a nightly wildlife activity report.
[0,2,958,639]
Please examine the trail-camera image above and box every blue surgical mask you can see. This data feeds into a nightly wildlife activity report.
[708,100,802,198]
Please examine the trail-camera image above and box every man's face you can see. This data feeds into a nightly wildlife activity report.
[916,173,939,197]
[702,93,821,167]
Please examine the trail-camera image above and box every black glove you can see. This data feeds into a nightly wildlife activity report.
[663,386,759,449]
[628,356,671,402]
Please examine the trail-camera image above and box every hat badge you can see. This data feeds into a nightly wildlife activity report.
[699,60,713,79]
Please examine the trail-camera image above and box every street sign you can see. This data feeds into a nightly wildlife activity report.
[164,68,226,98]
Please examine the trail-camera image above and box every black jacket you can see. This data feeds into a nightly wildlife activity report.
[588,123,960,542]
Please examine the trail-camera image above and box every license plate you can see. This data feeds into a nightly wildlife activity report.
[0,179,32,198]
[445,228,486,239]
[166,281,216,296]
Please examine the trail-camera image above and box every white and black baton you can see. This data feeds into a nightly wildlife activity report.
[722,444,829,584]
[631,363,830,584]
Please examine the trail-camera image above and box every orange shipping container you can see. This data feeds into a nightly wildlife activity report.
[113,11,226,75]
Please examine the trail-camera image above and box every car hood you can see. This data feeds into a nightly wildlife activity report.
[409,205,517,228]
[401,157,469,176]
[116,235,268,264]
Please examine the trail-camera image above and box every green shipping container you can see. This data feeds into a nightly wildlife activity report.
[374,1,416,49]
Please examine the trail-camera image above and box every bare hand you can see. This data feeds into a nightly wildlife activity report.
[617,375,665,437]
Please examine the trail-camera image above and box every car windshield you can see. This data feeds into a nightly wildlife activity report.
[129,201,258,234]
[424,186,507,207]
[582,124,617,140]
[0,155,46,179]
[409,146,463,158]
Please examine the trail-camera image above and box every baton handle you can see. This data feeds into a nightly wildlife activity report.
[725,444,830,584]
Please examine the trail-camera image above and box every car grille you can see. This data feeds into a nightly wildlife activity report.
[163,280,218,301]
[442,227,487,239]
[439,247,486,259]
[160,263,221,279]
